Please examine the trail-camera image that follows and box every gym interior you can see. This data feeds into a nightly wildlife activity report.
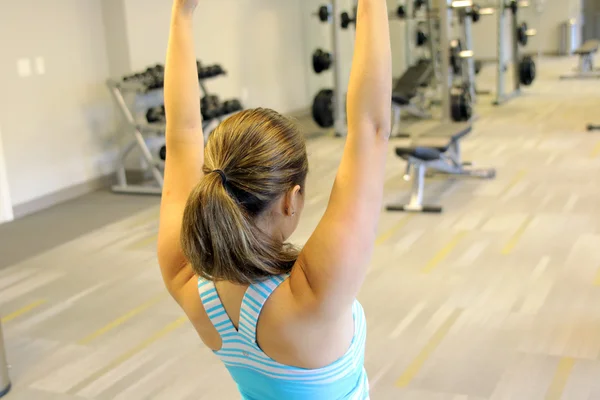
[0,0,599,398]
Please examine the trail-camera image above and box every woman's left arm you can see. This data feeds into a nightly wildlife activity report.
[157,0,203,298]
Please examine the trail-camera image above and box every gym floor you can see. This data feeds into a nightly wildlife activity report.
[1,56,600,400]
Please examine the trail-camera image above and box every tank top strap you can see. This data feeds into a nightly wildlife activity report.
[197,277,237,336]
[237,274,289,344]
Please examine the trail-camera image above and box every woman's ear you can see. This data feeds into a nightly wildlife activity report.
[285,185,302,216]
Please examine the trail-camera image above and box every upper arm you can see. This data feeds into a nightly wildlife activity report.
[157,134,204,296]
[290,125,389,316]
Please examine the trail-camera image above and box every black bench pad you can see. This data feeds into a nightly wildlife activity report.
[395,122,472,161]
[396,147,442,161]
[574,40,600,55]
[392,60,434,105]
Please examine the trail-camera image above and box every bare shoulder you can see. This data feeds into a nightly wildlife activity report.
[174,275,222,351]
[258,271,354,369]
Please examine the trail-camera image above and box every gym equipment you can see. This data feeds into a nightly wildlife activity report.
[341,11,356,29]
[312,89,335,128]
[416,28,428,47]
[560,40,600,80]
[0,321,10,399]
[387,123,495,213]
[493,0,536,105]
[450,87,472,122]
[390,59,435,137]
[588,124,600,131]
[450,39,464,74]
[519,56,536,86]
[310,0,353,136]
[107,60,240,195]
[516,22,536,46]
[159,145,167,161]
[146,106,165,124]
[314,5,331,22]
[312,49,332,74]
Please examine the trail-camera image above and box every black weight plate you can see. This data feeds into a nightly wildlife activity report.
[159,146,167,161]
[517,22,528,46]
[312,89,334,128]
[318,5,329,22]
[519,56,536,86]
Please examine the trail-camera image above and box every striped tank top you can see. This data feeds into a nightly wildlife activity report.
[198,274,369,400]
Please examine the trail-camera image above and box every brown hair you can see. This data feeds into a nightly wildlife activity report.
[181,108,309,284]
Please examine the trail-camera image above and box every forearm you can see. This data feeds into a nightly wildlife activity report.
[346,0,392,135]
[164,4,203,139]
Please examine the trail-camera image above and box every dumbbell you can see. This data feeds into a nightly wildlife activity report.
[312,49,332,74]
[222,99,243,115]
[416,29,428,47]
[341,11,356,29]
[313,5,331,22]
[159,145,167,161]
[146,106,166,124]
[202,95,222,120]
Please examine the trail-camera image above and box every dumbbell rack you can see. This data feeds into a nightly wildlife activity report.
[106,67,234,195]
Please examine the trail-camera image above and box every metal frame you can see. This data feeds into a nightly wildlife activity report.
[387,135,496,213]
[107,76,235,195]
[560,46,600,79]
[0,321,10,398]
[493,1,535,105]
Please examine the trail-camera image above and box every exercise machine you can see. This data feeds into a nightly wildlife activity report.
[388,0,496,213]
[560,40,600,80]
[387,122,495,213]
[310,1,355,137]
[493,0,537,105]
[107,61,242,195]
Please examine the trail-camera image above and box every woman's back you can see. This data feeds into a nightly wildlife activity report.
[158,0,391,398]
[198,275,369,400]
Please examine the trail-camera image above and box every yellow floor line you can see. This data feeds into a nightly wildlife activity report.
[421,232,467,274]
[70,316,187,395]
[502,170,528,197]
[375,215,414,246]
[78,294,167,345]
[1,299,47,323]
[590,142,600,158]
[501,216,533,255]
[396,309,462,388]
[129,233,159,250]
[545,357,576,400]
[593,268,600,286]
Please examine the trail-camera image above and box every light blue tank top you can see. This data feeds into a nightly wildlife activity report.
[198,274,369,400]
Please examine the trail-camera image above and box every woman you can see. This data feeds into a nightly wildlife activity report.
[157,0,391,398]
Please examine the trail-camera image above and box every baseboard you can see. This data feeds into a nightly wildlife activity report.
[13,174,114,219]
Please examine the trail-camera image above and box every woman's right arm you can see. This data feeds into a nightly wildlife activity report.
[291,0,392,316]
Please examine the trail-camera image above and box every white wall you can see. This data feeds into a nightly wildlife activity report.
[0,127,14,223]
[122,0,311,113]
[0,0,116,208]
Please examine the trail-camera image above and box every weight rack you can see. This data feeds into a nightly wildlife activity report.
[107,64,239,195]
[494,0,536,105]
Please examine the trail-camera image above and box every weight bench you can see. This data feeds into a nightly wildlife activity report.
[560,40,600,80]
[387,122,496,213]
[391,60,434,137]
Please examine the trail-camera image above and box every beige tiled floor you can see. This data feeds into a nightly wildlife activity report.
[2,56,600,399]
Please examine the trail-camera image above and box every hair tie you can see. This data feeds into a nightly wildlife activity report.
[212,169,227,185]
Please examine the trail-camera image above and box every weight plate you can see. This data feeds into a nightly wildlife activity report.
[318,5,329,22]
[312,89,334,128]
[517,22,528,46]
[519,56,536,86]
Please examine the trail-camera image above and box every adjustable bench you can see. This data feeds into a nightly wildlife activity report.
[391,60,435,137]
[560,40,600,80]
[387,122,496,213]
